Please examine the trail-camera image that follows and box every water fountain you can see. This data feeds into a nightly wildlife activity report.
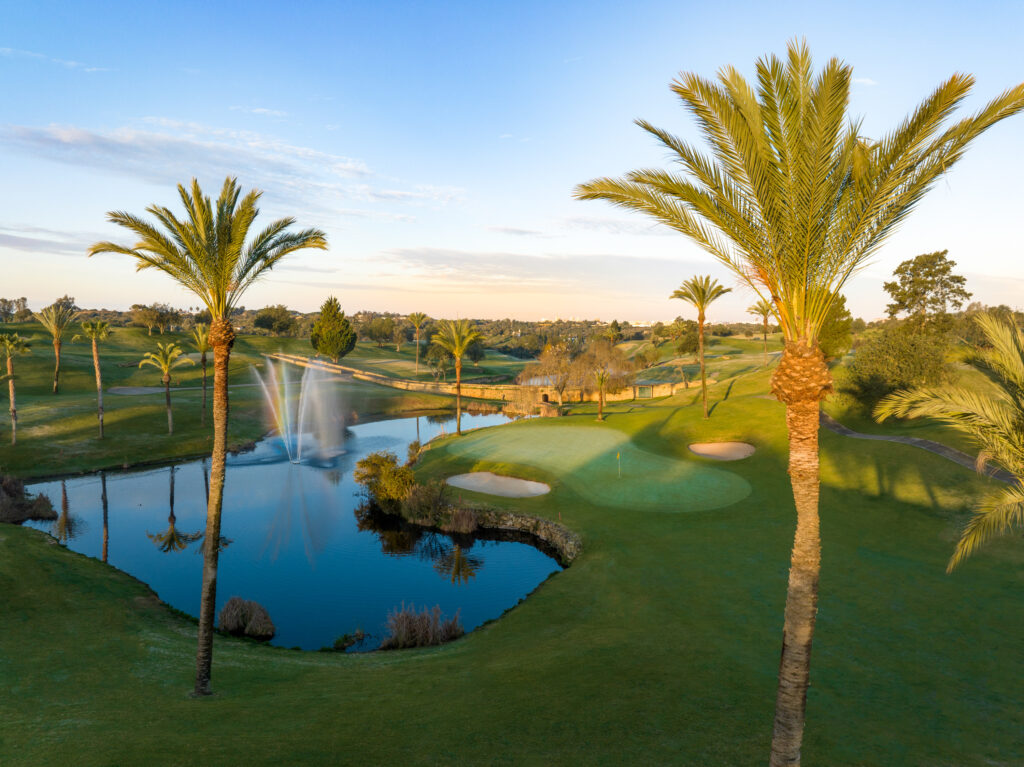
[254,357,345,464]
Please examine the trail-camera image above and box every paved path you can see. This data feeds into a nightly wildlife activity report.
[820,411,1014,484]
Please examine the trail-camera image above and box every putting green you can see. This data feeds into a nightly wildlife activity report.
[447,424,752,512]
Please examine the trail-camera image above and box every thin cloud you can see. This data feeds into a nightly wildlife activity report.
[0,47,111,72]
[230,106,288,117]
[852,77,878,86]
[560,215,673,236]
[488,226,552,238]
[0,120,458,216]
[0,224,106,256]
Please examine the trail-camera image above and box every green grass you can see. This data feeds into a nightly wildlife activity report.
[2,364,1021,765]
[0,323,454,478]
[340,341,527,382]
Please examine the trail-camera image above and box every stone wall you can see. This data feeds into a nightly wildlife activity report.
[267,353,679,404]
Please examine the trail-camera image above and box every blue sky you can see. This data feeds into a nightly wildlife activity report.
[3,0,1023,322]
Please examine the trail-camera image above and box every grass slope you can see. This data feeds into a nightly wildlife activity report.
[2,367,1021,765]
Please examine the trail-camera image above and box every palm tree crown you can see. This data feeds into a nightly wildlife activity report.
[140,342,194,378]
[432,319,481,360]
[35,303,79,341]
[875,312,1024,571]
[192,323,210,355]
[89,177,328,320]
[0,333,30,359]
[576,40,1024,347]
[748,299,774,324]
[73,320,111,343]
[671,276,731,319]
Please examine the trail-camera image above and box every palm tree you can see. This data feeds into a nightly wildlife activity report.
[670,276,731,419]
[748,299,774,368]
[574,40,1024,765]
[73,321,112,438]
[191,323,211,425]
[432,319,482,435]
[34,302,79,394]
[89,176,327,697]
[875,313,1024,571]
[434,543,483,584]
[0,333,30,445]
[139,342,195,435]
[147,467,202,553]
[408,312,428,374]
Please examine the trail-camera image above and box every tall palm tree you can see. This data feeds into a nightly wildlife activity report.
[0,333,30,445]
[34,302,79,394]
[875,313,1024,571]
[191,323,211,425]
[73,321,112,438]
[432,319,482,435]
[139,342,195,435]
[748,298,774,367]
[670,276,731,419]
[408,312,428,374]
[575,40,1024,766]
[89,176,327,696]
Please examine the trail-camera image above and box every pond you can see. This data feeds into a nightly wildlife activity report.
[26,410,563,650]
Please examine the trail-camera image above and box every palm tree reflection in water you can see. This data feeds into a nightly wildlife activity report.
[52,480,84,546]
[147,467,202,554]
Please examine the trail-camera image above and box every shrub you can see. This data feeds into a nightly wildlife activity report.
[402,479,448,522]
[0,476,55,524]
[406,440,421,467]
[847,324,951,402]
[353,451,415,512]
[218,597,276,641]
[379,603,464,650]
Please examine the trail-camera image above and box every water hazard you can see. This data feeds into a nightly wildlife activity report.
[27,410,562,650]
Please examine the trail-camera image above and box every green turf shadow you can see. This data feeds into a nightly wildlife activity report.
[446,424,752,513]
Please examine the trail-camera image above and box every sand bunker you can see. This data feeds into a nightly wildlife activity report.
[688,442,756,461]
[446,472,550,498]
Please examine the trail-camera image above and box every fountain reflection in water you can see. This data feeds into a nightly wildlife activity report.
[254,357,346,465]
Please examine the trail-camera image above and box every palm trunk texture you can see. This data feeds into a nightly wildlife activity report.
[763,318,769,367]
[52,340,61,394]
[163,376,173,435]
[194,320,234,696]
[7,357,16,445]
[455,358,462,435]
[201,353,208,426]
[698,313,708,419]
[92,340,104,438]
[768,341,833,767]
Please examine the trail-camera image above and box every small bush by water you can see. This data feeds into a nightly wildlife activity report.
[379,603,464,650]
[219,597,276,641]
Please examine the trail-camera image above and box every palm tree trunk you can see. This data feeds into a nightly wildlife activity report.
[763,318,769,367]
[194,320,234,696]
[768,341,832,767]
[598,384,605,421]
[52,340,61,394]
[698,313,708,418]
[164,376,173,434]
[201,353,208,426]
[7,357,16,445]
[414,331,420,374]
[455,358,463,435]
[92,339,104,438]
[101,471,109,563]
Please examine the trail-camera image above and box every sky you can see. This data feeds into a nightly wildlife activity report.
[3,0,1023,323]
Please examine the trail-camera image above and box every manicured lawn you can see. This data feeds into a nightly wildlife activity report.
[341,341,527,382]
[2,366,1021,765]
